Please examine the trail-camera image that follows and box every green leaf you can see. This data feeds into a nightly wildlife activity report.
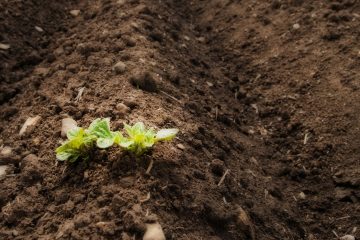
[56,140,82,161]
[66,127,82,140]
[118,138,134,148]
[56,128,93,162]
[88,118,119,149]
[119,122,177,156]
[97,138,115,149]
[87,118,112,138]
[155,128,179,141]
[124,122,145,138]
[112,131,122,145]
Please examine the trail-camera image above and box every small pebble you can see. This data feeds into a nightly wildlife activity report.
[143,223,165,240]
[19,116,41,136]
[176,143,185,150]
[117,0,126,6]
[61,118,78,138]
[125,37,136,47]
[0,43,10,50]
[298,192,306,200]
[197,37,206,43]
[70,10,81,17]
[35,26,44,32]
[340,235,355,240]
[293,23,300,30]
[0,165,9,178]
[0,146,12,156]
[116,103,130,116]
[113,61,126,74]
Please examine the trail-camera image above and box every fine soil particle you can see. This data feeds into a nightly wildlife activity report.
[1,0,360,239]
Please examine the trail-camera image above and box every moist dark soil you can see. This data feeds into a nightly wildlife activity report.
[0,0,359,239]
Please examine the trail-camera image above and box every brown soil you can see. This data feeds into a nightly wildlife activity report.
[0,0,359,239]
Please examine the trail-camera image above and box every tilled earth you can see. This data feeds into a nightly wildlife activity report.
[0,0,359,239]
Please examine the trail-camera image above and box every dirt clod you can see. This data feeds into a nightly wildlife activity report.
[130,71,158,92]
[113,61,127,74]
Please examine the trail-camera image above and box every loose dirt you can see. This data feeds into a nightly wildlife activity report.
[0,0,359,239]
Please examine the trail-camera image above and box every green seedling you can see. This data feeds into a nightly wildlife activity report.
[120,122,178,156]
[56,118,120,162]
[56,127,96,162]
[55,118,179,162]
[86,118,122,149]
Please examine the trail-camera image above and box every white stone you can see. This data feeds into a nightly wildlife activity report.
[293,23,300,30]
[70,10,81,17]
[143,223,165,240]
[0,43,10,50]
[299,192,306,200]
[19,116,41,136]
[113,61,126,74]
[35,26,44,32]
[61,118,78,138]
[176,144,185,150]
[0,146,12,156]
[340,235,355,240]
[0,165,9,178]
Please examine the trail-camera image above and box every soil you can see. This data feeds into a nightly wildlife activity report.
[0,0,359,239]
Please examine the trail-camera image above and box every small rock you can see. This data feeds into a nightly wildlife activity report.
[124,37,136,47]
[0,165,9,178]
[0,146,20,164]
[293,23,300,30]
[176,144,185,150]
[183,36,190,41]
[0,43,10,50]
[70,10,81,17]
[116,103,130,116]
[35,26,44,32]
[298,192,306,200]
[117,0,126,6]
[113,61,126,74]
[340,235,355,240]
[143,223,165,240]
[0,146,12,156]
[19,116,41,136]
[197,37,206,43]
[130,71,158,92]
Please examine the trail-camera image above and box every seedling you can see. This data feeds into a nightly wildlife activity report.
[86,118,122,149]
[56,118,120,162]
[55,118,179,162]
[56,127,96,162]
[120,122,178,156]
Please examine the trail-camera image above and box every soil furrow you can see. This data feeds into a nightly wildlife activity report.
[0,0,359,239]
